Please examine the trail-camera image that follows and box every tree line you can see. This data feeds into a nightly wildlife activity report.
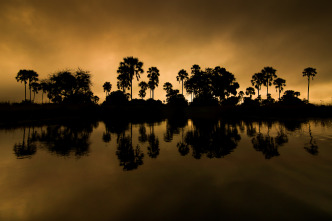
[15,56,318,105]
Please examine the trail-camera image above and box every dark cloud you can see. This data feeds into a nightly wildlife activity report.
[1,0,331,102]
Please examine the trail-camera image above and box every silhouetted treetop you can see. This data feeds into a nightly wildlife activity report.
[47,68,97,104]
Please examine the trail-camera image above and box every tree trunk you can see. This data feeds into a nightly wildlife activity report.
[278,89,281,100]
[29,82,32,102]
[42,93,44,104]
[24,83,27,101]
[307,77,310,102]
[182,81,184,95]
[257,88,260,97]
[131,79,133,100]
[267,82,269,97]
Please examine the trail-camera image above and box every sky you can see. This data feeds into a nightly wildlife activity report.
[1,0,331,104]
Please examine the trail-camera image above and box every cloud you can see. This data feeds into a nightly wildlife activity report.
[1,0,331,103]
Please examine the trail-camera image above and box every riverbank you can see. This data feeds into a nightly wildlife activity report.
[0,102,331,126]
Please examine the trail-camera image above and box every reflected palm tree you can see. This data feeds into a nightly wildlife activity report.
[138,124,148,143]
[304,123,318,155]
[116,136,144,171]
[147,133,160,158]
[14,127,37,159]
[251,124,289,159]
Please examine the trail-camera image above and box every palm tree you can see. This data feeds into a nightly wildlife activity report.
[138,81,148,99]
[15,70,30,101]
[251,72,264,98]
[302,67,317,102]
[117,56,144,100]
[147,67,160,99]
[245,87,255,99]
[261,67,277,97]
[176,69,189,95]
[103,82,112,97]
[273,78,286,100]
[184,78,194,102]
[26,70,38,102]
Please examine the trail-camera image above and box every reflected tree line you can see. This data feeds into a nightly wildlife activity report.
[13,121,97,159]
[13,119,321,170]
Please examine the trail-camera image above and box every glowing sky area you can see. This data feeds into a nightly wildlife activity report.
[1,0,332,104]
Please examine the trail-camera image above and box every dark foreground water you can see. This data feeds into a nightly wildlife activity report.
[1,118,332,221]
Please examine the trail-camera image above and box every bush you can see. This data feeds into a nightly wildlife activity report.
[103,90,129,105]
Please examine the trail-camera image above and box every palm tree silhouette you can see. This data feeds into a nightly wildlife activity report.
[147,67,160,99]
[302,67,317,102]
[176,69,189,95]
[273,78,286,100]
[184,78,194,102]
[138,81,148,99]
[262,67,277,97]
[103,82,112,97]
[251,72,264,98]
[15,69,35,102]
[26,70,38,102]
[117,56,144,100]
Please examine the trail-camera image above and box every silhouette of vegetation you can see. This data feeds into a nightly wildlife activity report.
[103,82,112,98]
[117,56,144,100]
[302,67,317,102]
[9,60,330,124]
[177,69,189,95]
[262,67,277,97]
[163,82,188,106]
[138,81,148,99]
[15,69,39,102]
[273,78,286,100]
[251,72,264,98]
[103,90,129,105]
[147,67,160,99]
[245,87,255,99]
[47,69,98,104]
[280,90,303,105]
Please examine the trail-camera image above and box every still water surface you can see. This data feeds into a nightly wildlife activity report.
[0,118,332,221]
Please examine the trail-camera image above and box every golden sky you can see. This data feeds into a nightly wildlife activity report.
[1,0,331,104]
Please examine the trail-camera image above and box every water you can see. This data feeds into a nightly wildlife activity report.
[0,118,332,221]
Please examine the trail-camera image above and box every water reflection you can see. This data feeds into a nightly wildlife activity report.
[179,119,241,159]
[251,122,289,159]
[13,121,97,159]
[116,135,144,171]
[12,118,328,164]
[304,123,318,155]
[13,127,37,159]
